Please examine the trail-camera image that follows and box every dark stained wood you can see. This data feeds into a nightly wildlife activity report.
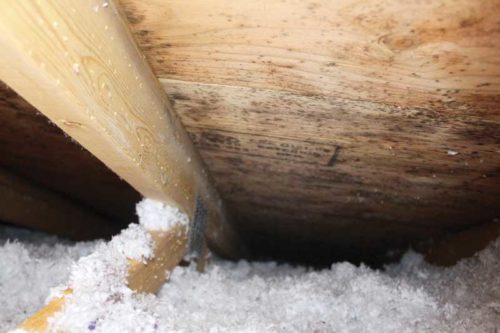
[426,222,500,266]
[155,79,499,263]
[115,0,500,263]
[1,0,499,264]
[0,83,141,230]
[0,167,119,240]
[119,0,499,109]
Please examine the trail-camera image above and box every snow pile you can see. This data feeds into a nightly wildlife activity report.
[136,199,189,231]
[0,209,498,332]
[386,248,500,331]
[45,199,188,333]
[0,227,97,332]
[155,247,499,332]
[47,225,156,332]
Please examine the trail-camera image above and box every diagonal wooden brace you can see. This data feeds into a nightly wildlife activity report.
[0,0,246,331]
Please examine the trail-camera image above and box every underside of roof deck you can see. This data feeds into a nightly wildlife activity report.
[0,0,499,265]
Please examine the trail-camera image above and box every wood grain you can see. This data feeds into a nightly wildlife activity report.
[164,79,500,264]
[20,224,189,333]
[0,83,141,227]
[1,0,498,264]
[0,0,244,258]
[117,0,500,262]
[128,227,189,293]
[120,0,500,109]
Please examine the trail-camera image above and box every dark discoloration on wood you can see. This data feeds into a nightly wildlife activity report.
[327,146,341,167]
[1,0,498,264]
[162,79,500,263]
[0,0,245,258]
[120,0,500,110]
[0,84,141,229]
[189,128,336,166]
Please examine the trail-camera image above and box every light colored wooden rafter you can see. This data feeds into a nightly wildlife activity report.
[0,0,244,256]
[0,1,245,331]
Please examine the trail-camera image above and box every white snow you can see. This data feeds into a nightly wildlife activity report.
[1,222,499,332]
[46,199,187,333]
[0,227,97,332]
[136,198,189,231]
[108,222,153,262]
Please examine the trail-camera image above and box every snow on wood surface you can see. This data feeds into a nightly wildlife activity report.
[1,225,498,332]
[137,199,189,232]
[10,199,189,333]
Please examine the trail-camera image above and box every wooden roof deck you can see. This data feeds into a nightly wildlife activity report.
[0,0,499,264]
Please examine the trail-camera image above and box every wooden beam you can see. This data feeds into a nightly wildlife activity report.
[116,0,500,262]
[19,289,71,333]
[20,223,189,332]
[0,83,142,226]
[127,228,189,293]
[0,167,117,239]
[0,0,244,257]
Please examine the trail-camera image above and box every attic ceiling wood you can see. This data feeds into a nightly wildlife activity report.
[0,0,499,264]
[118,0,500,263]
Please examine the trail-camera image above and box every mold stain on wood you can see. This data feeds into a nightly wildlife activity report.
[120,0,499,108]
[160,79,500,263]
[116,0,500,262]
[0,0,244,258]
[0,0,497,264]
